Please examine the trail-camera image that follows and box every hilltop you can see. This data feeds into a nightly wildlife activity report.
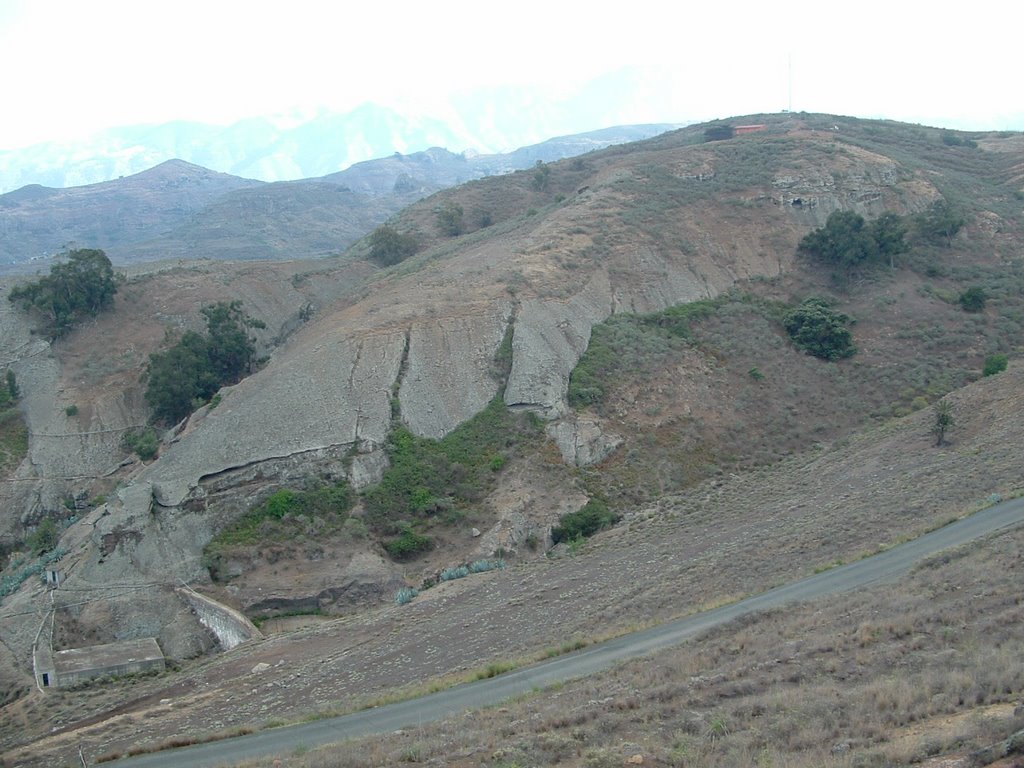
[0,113,1023,766]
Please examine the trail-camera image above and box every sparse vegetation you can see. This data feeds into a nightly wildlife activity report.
[569,297,725,408]
[204,479,353,580]
[363,395,544,558]
[7,248,120,339]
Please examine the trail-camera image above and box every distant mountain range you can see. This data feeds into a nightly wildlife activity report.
[0,72,694,193]
[0,123,680,270]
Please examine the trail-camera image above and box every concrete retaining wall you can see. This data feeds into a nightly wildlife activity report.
[176,587,263,650]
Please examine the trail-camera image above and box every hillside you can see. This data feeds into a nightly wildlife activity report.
[5,360,1024,766]
[0,125,676,271]
[0,113,1023,765]
[0,160,263,267]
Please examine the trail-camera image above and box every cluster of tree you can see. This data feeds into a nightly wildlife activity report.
[368,225,419,266]
[704,123,735,142]
[8,249,120,339]
[783,298,857,361]
[798,211,909,274]
[144,301,265,424]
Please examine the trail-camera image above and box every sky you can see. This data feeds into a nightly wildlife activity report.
[0,0,1020,151]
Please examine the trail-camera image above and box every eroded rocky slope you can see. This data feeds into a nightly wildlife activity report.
[2,115,1016,689]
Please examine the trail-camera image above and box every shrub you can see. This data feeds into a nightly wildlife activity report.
[26,518,59,555]
[551,498,620,544]
[362,396,543,533]
[384,526,432,561]
[982,354,1008,376]
[959,286,987,313]
[436,202,464,236]
[783,298,857,361]
[64,404,78,417]
[368,225,418,266]
[207,480,353,549]
[122,427,159,461]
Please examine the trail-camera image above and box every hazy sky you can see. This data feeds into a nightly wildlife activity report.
[0,0,1019,150]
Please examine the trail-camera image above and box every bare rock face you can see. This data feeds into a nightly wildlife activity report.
[400,306,512,439]
[505,275,613,418]
[548,414,623,467]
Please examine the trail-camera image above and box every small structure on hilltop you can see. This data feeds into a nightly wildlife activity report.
[33,637,164,689]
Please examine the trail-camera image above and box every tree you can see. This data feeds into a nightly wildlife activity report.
[531,161,551,191]
[914,199,966,247]
[783,298,857,360]
[798,211,876,274]
[8,248,119,339]
[931,400,954,446]
[869,212,909,269]
[144,301,263,424]
[704,124,734,142]
[202,301,265,382]
[368,225,418,266]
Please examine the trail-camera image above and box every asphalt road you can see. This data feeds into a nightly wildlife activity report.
[110,496,1024,767]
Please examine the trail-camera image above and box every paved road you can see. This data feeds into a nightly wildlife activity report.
[111,497,1024,767]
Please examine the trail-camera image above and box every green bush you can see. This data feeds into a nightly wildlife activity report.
[982,354,1008,376]
[436,202,464,236]
[959,286,987,312]
[26,518,59,555]
[368,225,419,266]
[384,526,432,560]
[551,498,620,544]
[783,298,857,361]
[122,427,159,461]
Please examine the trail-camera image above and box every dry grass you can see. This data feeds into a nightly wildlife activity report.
[227,527,1024,768]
